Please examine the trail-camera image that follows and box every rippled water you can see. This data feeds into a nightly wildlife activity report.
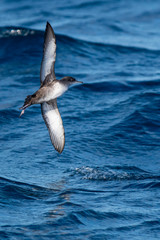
[0,0,160,239]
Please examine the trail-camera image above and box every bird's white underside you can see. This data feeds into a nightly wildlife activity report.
[40,82,68,103]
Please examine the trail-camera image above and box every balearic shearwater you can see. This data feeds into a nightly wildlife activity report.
[20,22,82,153]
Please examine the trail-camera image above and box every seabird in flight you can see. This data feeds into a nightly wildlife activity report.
[20,22,82,153]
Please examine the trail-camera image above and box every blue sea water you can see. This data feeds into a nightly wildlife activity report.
[0,0,160,239]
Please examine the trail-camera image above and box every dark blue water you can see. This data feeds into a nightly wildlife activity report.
[0,0,160,239]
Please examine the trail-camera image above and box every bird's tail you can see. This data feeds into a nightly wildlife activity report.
[19,95,32,117]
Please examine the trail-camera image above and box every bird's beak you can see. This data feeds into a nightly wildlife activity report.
[75,80,83,84]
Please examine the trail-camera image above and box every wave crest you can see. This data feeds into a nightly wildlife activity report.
[71,166,159,182]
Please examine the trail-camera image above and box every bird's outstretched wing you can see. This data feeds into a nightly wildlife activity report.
[40,22,56,84]
[41,100,65,153]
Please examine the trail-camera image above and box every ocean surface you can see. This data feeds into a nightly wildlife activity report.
[0,0,160,239]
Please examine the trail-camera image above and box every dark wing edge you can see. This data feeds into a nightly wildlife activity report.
[41,99,65,153]
[40,22,56,84]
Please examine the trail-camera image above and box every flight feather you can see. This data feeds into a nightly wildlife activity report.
[41,100,65,153]
[40,22,56,83]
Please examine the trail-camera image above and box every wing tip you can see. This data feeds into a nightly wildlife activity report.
[53,135,65,154]
[46,21,51,29]
[57,147,64,154]
[45,21,56,40]
[53,142,65,154]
